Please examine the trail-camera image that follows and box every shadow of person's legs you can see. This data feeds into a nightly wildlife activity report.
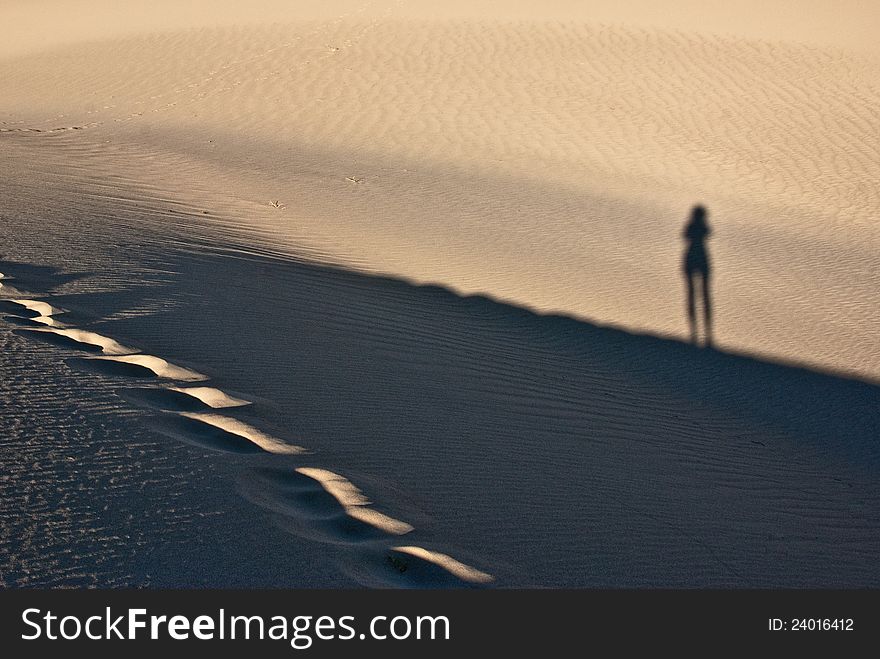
[686,272,697,344]
[702,272,713,347]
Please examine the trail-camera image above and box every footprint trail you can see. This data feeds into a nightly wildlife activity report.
[1,261,496,587]
[149,412,305,455]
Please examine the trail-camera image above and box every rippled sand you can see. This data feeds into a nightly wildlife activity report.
[1,1,878,587]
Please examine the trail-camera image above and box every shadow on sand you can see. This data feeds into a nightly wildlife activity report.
[3,247,879,587]
[16,244,874,472]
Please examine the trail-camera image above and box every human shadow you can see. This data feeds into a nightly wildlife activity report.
[3,241,880,588]
[66,238,880,468]
[682,205,712,346]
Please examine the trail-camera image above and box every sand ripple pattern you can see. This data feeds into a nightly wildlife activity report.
[1,264,494,587]
[1,17,877,380]
[0,298,209,586]
[1,7,878,587]
[2,18,876,222]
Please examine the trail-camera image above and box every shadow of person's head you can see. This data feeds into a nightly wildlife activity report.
[690,204,707,227]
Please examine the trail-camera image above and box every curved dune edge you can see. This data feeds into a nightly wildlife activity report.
[169,386,251,409]
[297,467,371,506]
[345,507,414,537]
[26,327,137,355]
[5,314,59,327]
[296,467,414,536]
[95,354,207,381]
[391,546,494,584]
[117,386,238,412]
[180,412,305,455]
[10,298,63,318]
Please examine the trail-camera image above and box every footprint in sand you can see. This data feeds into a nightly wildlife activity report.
[2,269,494,588]
[240,467,414,545]
[2,297,65,327]
[240,467,495,586]
[345,545,495,589]
[4,315,59,328]
[1,298,64,320]
[119,385,251,412]
[15,327,137,356]
[2,288,300,458]
[68,354,207,381]
[148,412,305,455]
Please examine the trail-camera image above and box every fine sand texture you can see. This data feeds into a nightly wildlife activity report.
[1,1,878,587]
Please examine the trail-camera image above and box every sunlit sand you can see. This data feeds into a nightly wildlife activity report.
[1,0,877,588]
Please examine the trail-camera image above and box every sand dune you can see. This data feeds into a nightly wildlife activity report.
[177,412,305,455]
[170,387,251,409]
[77,354,207,381]
[240,467,494,586]
[118,385,250,413]
[17,327,136,355]
[3,315,59,328]
[346,545,496,589]
[294,467,414,536]
[6,299,64,319]
[147,414,273,455]
[3,239,877,587]
[1,5,877,379]
[240,467,415,545]
[1,1,878,588]
[119,386,211,412]
[391,547,494,585]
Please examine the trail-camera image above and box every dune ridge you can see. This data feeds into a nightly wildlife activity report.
[1,11,877,381]
[2,267,494,586]
[19,327,137,355]
[83,354,207,381]
[1,0,878,588]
